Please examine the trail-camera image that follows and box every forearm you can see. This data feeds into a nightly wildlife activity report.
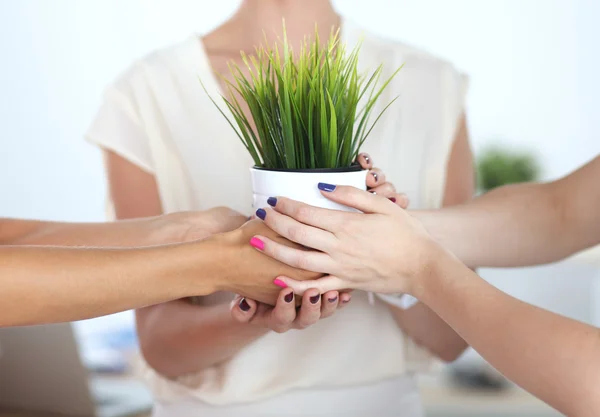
[137,300,269,379]
[1,217,168,247]
[420,250,600,416]
[389,303,468,362]
[0,242,220,327]
[417,182,577,267]
[416,157,600,268]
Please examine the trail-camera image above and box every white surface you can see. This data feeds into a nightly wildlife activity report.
[250,168,368,211]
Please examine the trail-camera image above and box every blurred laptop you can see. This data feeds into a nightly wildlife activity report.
[0,323,153,417]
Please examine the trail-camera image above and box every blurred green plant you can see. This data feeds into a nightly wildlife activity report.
[476,146,540,192]
[202,23,401,170]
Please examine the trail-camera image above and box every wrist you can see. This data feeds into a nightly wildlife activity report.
[416,242,465,306]
[172,235,235,297]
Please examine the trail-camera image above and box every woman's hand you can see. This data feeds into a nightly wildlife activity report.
[149,207,249,245]
[230,287,351,332]
[249,185,444,298]
[216,220,325,305]
[357,153,409,207]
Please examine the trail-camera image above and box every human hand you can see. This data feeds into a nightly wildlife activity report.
[357,152,409,208]
[229,287,351,332]
[150,207,248,245]
[248,185,444,298]
[216,220,325,305]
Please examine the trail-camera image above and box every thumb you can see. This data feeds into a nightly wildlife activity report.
[275,275,346,295]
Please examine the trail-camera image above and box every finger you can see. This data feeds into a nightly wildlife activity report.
[268,289,297,333]
[366,168,386,189]
[387,193,410,209]
[253,235,334,273]
[369,182,396,197]
[320,291,339,318]
[356,153,373,170]
[230,296,258,323]
[275,275,347,295]
[318,185,395,214]
[256,206,336,252]
[338,292,352,308]
[294,289,322,329]
[269,196,347,231]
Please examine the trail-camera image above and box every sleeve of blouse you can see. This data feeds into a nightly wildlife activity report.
[85,64,155,174]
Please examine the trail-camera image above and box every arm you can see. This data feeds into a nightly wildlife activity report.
[420,250,600,417]
[0,240,223,327]
[105,150,271,377]
[256,186,600,416]
[416,155,600,267]
[387,115,472,362]
[0,211,232,248]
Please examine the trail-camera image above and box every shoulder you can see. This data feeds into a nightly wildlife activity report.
[344,19,467,81]
[108,36,200,96]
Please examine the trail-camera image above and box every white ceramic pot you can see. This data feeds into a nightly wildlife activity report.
[251,166,368,211]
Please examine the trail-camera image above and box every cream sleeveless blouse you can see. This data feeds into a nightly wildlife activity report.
[86,19,467,410]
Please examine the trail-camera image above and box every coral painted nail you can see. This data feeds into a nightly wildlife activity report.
[249,237,265,251]
[274,278,288,288]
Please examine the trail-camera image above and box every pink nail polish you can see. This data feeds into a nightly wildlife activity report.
[249,237,264,251]
[273,279,288,288]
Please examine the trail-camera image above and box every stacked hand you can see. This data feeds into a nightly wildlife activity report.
[247,184,441,299]
[229,153,410,332]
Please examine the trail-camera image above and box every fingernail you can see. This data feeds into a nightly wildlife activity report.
[362,154,370,164]
[310,294,320,304]
[273,278,287,288]
[370,190,377,195]
[256,208,266,220]
[318,183,336,192]
[371,172,378,182]
[239,298,251,312]
[249,237,264,251]
[328,296,338,303]
[389,197,397,203]
[342,297,350,304]
[284,292,294,303]
[267,197,277,207]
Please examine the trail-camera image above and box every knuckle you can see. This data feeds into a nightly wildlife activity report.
[295,254,312,271]
[294,205,312,222]
[287,224,306,242]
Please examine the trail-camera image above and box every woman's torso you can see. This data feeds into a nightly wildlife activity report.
[88,18,467,415]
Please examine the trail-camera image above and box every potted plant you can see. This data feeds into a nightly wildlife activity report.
[203,25,402,211]
[476,145,540,193]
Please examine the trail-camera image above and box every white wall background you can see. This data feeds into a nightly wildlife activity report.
[1,0,599,333]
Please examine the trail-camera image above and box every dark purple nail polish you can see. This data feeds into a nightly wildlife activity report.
[342,298,350,304]
[389,197,397,203]
[284,292,294,303]
[370,190,377,195]
[371,172,378,182]
[310,295,320,304]
[267,197,277,207]
[328,296,338,303]
[239,298,251,312]
[318,183,336,192]
[256,208,266,220]
[364,155,370,163]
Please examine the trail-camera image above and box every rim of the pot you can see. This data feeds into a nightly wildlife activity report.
[252,164,364,173]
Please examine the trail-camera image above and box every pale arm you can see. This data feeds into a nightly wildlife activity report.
[416,155,600,267]
[387,115,472,362]
[420,251,600,417]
